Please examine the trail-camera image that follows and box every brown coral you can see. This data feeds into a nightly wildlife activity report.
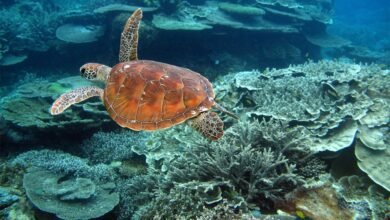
[277,185,355,220]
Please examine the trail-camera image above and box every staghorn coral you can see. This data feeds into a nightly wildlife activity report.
[170,142,301,203]
[117,172,161,220]
[117,116,314,218]
[81,130,145,164]
[134,181,246,219]
[167,119,305,206]
[12,149,116,182]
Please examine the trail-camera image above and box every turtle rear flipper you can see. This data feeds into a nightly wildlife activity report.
[119,8,142,62]
[190,112,224,141]
[50,87,103,115]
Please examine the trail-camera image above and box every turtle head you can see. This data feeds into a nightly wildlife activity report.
[80,63,112,82]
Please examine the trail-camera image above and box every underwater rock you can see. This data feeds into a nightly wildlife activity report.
[23,167,119,220]
[56,24,105,44]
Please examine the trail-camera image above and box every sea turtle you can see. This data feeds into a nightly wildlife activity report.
[50,9,237,140]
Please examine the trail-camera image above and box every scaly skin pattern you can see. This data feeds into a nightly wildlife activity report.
[80,63,111,81]
[50,87,103,115]
[103,60,216,131]
[189,111,224,140]
[119,8,142,62]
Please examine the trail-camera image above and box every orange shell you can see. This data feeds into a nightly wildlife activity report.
[103,60,215,131]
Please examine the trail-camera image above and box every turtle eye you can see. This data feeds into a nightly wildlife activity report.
[80,68,86,75]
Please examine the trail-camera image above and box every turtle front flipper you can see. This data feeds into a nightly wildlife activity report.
[119,8,142,62]
[50,86,103,115]
[189,112,224,141]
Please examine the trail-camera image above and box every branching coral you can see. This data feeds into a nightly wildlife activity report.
[81,130,145,164]
[12,149,116,182]
[168,121,304,205]
[116,116,313,218]
[134,181,245,219]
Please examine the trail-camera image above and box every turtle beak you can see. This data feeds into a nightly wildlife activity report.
[80,67,87,78]
[80,63,98,80]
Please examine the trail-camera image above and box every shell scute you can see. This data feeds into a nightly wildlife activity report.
[139,61,165,80]
[163,90,186,119]
[137,81,165,122]
[104,60,215,131]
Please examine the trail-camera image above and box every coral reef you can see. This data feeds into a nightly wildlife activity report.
[167,119,309,208]
[279,184,355,220]
[0,75,113,144]
[0,187,19,209]
[355,140,390,191]
[81,130,146,164]
[55,24,105,44]
[151,0,332,32]
[2,60,389,219]
[0,159,34,220]
[12,149,116,181]
[0,1,59,65]
[215,60,390,192]
[218,2,266,16]
[23,167,119,219]
[117,173,160,219]
[93,4,157,14]
[335,175,390,219]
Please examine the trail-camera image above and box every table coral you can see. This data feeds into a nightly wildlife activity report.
[23,167,119,220]
[0,76,113,144]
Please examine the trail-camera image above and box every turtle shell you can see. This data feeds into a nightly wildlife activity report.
[103,60,215,131]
